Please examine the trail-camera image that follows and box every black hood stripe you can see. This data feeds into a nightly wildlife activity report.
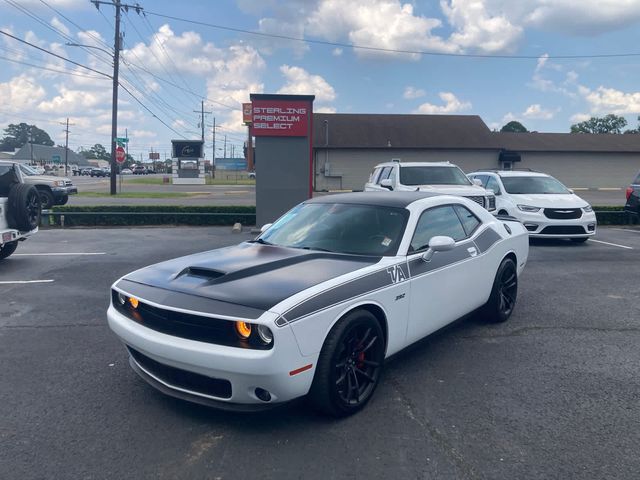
[115,279,266,320]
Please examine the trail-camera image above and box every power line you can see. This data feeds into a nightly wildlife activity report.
[0,54,107,79]
[145,10,640,60]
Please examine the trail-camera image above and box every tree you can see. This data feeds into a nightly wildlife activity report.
[79,143,110,160]
[570,114,628,134]
[0,123,54,151]
[500,121,528,133]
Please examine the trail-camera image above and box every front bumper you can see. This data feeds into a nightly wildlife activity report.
[515,210,597,238]
[107,304,317,408]
[52,186,78,198]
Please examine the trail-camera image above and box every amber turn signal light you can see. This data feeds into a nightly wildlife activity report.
[235,321,252,339]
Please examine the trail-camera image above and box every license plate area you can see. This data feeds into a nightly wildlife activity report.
[2,232,13,243]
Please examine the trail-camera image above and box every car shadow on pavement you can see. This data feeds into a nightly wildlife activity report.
[528,238,590,247]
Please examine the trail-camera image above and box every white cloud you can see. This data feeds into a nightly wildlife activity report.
[37,87,111,114]
[522,104,557,120]
[307,0,457,60]
[502,112,518,123]
[570,113,591,123]
[415,92,471,114]
[403,86,426,100]
[50,17,71,37]
[315,106,337,113]
[441,0,523,53]
[277,65,336,104]
[332,48,343,56]
[579,86,640,114]
[131,130,158,139]
[0,75,47,110]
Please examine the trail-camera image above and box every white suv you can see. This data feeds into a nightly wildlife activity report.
[468,170,596,242]
[1,161,41,260]
[364,161,496,211]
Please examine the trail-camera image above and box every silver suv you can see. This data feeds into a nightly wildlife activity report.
[364,161,496,211]
[0,161,41,260]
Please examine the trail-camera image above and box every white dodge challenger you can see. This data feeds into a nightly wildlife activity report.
[108,192,529,416]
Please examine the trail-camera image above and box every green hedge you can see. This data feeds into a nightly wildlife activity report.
[48,205,256,227]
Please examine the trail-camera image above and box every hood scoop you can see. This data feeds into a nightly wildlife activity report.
[178,266,226,281]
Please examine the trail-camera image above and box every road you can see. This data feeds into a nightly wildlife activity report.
[1,226,639,479]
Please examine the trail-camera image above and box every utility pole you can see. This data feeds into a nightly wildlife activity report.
[223,135,227,159]
[91,0,144,195]
[212,117,216,179]
[60,118,75,176]
[193,101,212,146]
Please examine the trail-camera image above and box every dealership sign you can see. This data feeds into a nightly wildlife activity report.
[171,140,204,158]
[250,100,310,137]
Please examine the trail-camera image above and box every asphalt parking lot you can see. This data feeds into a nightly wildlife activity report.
[1,226,639,479]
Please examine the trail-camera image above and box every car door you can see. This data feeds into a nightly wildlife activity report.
[405,204,487,343]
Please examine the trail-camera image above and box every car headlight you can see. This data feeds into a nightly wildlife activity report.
[55,180,66,187]
[517,204,541,212]
[257,325,273,345]
[583,205,593,213]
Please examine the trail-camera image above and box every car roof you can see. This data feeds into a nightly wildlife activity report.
[472,170,549,178]
[306,191,440,208]
[374,161,454,168]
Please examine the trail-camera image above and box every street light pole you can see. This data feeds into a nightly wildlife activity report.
[108,1,121,195]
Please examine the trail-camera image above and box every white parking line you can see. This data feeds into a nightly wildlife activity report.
[611,228,640,234]
[589,239,633,249]
[0,280,54,284]
[13,252,106,256]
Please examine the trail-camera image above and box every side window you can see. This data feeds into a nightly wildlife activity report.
[368,168,381,184]
[472,174,488,186]
[377,167,391,184]
[485,176,501,194]
[410,206,467,252]
[453,205,481,236]
[388,166,397,184]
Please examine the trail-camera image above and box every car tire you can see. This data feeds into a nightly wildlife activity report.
[58,195,69,206]
[570,238,588,243]
[37,189,54,209]
[0,241,18,260]
[8,184,41,231]
[482,257,518,323]
[309,310,385,417]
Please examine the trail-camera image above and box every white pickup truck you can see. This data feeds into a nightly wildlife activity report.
[364,161,496,212]
[0,161,41,260]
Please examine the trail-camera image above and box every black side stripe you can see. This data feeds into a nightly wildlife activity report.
[278,227,503,326]
[474,227,501,253]
[282,263,409,324]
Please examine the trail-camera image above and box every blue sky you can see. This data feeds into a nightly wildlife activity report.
[2,0,640,159]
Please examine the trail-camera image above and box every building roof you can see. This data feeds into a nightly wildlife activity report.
[494,132,640,153]
[12,143,90,166]
[313,113,494,149]
[312,113,640,153]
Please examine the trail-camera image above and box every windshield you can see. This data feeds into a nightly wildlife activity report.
[399,166,471,186]
[258,203,408,256]
[19,164,38,176]
[502,176,570,194]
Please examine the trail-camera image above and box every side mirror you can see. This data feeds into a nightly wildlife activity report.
[488,188,501,196]
[422,236,455,262]
[472,178,483,186]
[260,223,272,233]
[568,189,574,194]
[380,178,393,190]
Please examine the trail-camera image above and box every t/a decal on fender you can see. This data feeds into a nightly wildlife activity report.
[387,265,408,283]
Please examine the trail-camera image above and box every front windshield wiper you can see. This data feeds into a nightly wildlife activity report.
[298,246,334,253]
[248,238,273,245]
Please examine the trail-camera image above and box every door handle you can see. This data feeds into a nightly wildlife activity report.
[467,246,478,257]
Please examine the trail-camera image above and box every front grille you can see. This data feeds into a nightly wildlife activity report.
[465,196,485,208]
[540,226,587,235]
[112,291,273,350]
[65,180,72,186]
[128,347,232,399]
[487,196,496,211]
[543,208,582,219]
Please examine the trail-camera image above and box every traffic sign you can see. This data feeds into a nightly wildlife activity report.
[115,146,126,164]
[115,137,129,143]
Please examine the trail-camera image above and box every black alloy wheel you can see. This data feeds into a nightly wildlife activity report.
[309,310,385,417]
[38,189,54,209]
[8,184,41,231]
[0,241,18,260]
[484,257,518,323]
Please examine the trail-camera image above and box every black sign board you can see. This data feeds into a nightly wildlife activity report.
[172,140,204,159]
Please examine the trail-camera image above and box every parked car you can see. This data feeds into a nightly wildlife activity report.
[624,171,640,216]
[90,167,107,177]
[80,167,92,176]
[248,171,256,180]
[364,161,496,212]
[18,163,78,209]
[120,168,133,175]
[132,165,148,175]
[0,160,40,260]
[468,170,596,242]
[29,165,46,175]
[108,191,528,416]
